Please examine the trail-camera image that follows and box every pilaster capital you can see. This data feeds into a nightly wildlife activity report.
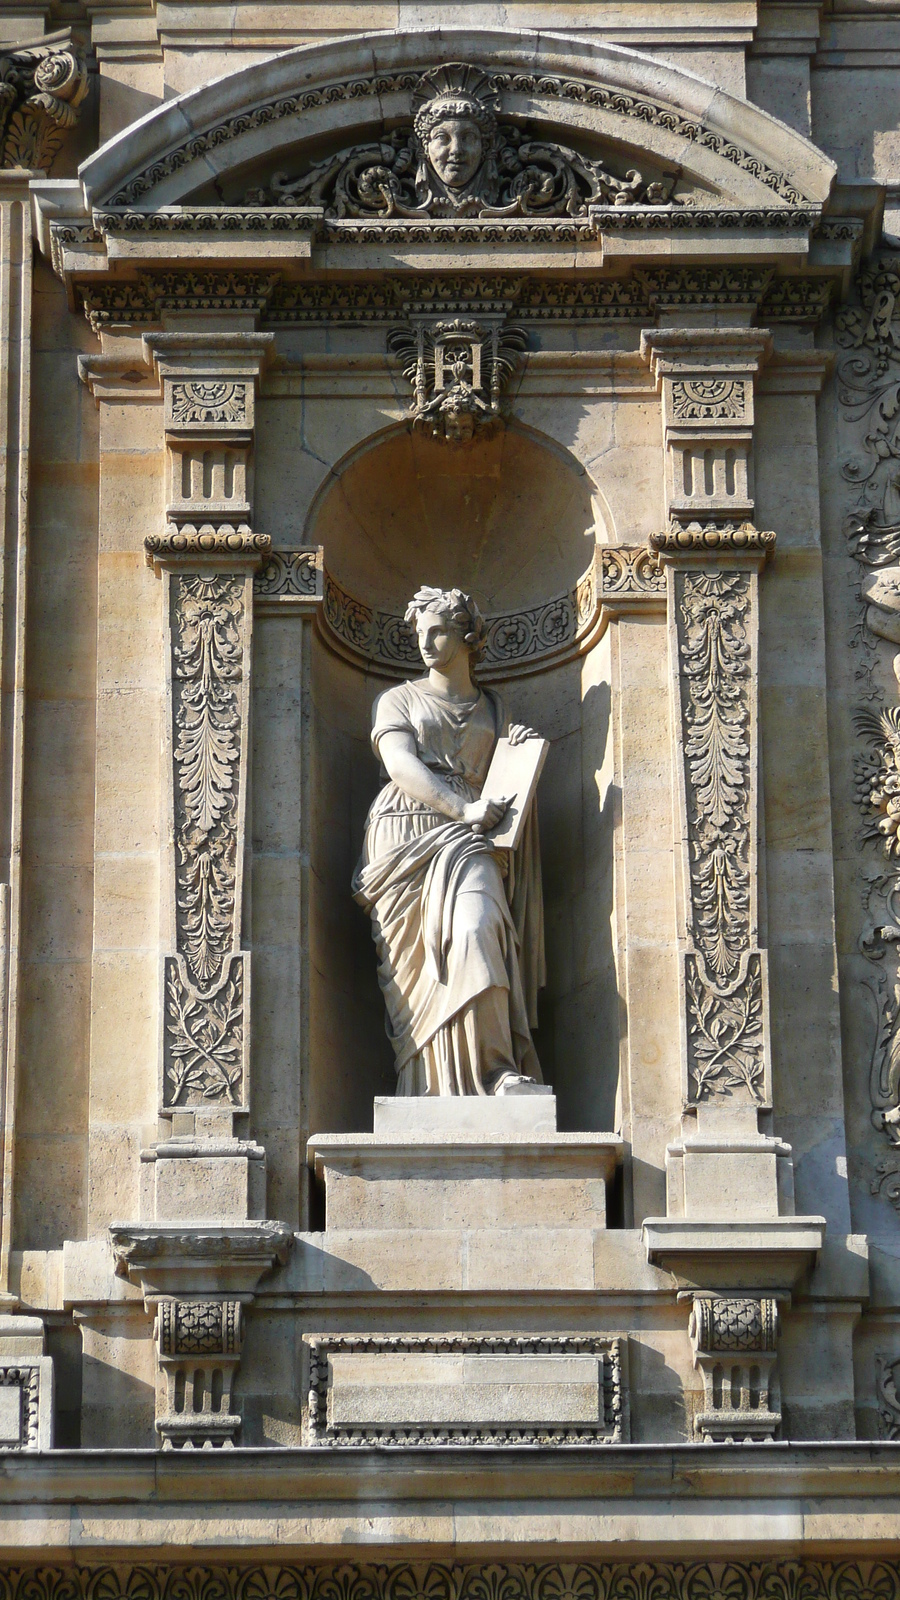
[650,522,776,570]
[144,527,271,573]
[639,328,774,388]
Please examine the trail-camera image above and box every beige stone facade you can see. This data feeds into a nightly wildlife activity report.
[0,0,898,1591]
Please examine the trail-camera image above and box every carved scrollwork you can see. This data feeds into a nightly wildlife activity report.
[255,548,320,599]
[0,42,88,172]
[246,62,677,221]
[318,557,605,679]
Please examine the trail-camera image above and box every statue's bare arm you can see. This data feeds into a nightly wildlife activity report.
[377,729,509,833]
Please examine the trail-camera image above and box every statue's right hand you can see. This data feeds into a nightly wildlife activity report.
[463,796,511,834]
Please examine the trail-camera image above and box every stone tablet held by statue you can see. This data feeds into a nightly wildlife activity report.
[481,735,549,850]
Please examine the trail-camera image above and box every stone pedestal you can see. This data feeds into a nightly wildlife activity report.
[308,1096,621,1231]
[305,1098,625,1443]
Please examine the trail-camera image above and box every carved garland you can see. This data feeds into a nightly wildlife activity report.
[675,569,765,1103]
[107,67,813,208]
[0,1560,896,1599]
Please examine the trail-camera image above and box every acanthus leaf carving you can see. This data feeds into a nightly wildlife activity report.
[0,42,89,173]
[171,573,244,988]
[678,570,752,982]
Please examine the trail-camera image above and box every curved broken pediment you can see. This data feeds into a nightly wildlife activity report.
[79,29,836,224]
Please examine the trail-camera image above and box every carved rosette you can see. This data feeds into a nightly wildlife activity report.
[653,527,774,1106]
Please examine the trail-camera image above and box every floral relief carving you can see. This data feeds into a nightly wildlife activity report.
[169,382,248,427]
[163,956,244,1108]
[171,574,243,988]
[0,1560,899,1600]
[675,570,764,1103]
[671,379,746,421]
[835,251,900,1210]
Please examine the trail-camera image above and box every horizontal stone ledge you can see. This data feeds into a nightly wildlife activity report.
[0,1445,898,1532]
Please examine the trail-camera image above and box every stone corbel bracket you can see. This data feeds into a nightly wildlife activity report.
[651,523,775,1110]
[687,1292,781,1442]
[108,1223,293,1450]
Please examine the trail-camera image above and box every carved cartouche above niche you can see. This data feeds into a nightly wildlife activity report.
[245,61,680,220]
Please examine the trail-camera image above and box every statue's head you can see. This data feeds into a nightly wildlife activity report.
[412,64,498,194]
[405,586,487,665]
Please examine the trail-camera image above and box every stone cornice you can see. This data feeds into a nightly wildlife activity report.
[68,266,842,334]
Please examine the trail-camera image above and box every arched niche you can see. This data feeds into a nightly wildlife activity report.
[306,422,619,1138]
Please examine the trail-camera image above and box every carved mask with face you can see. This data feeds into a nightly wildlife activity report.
[424,115,485,190]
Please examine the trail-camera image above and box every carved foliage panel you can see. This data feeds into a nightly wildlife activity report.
[674,568,767,1105]
[163,570,252,1110]
[835,252,900,1211]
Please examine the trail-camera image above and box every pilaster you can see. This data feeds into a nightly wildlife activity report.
[109,330,290,1449]
[0,173,33,1303]
[640,326,824,1439]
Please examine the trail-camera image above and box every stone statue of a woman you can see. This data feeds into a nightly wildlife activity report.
[353,587,546,1097]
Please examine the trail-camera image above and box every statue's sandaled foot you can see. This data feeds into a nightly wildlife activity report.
[491,1071,546,1096]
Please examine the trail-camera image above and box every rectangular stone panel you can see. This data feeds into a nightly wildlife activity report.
[328,1351,601,1426]
[307,1334,626,1446]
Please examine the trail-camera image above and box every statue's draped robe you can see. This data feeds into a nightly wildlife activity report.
[353,680,545,1096]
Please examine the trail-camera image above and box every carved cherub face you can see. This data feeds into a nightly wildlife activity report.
[415,605,468,669]
[425,116,484,189]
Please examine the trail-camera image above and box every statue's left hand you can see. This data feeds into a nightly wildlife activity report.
[508,723,540,746]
